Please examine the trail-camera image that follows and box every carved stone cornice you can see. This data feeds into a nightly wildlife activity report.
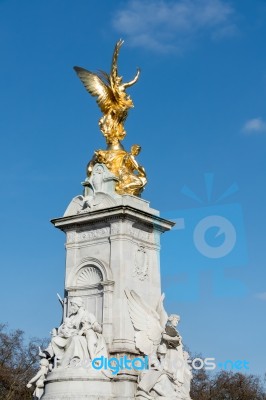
[51,205,175,233]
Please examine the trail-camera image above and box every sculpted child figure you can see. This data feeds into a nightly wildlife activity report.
[40,297,108,368]
[26,358,49,399]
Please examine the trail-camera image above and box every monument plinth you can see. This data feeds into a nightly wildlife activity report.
[53,198,174,353]
[27,41,192,400]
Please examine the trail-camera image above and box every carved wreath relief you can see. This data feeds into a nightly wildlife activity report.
[133,245,148,281]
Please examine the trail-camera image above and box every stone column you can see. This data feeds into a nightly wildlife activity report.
[52,198,174,363]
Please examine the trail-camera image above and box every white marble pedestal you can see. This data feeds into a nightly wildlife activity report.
[41,170,174,400]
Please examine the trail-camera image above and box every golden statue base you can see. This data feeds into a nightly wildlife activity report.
[87,143,147,197]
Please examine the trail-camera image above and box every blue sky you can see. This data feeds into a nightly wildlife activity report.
[0,0,265,377]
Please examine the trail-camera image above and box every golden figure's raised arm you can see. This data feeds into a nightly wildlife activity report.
[123,68,141,90]
[110,39,124,86]
[110,40,140,90]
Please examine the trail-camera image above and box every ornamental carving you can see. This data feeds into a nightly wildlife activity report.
[76,266,103,286]
[133,245,148,281]
[77,227,110,241]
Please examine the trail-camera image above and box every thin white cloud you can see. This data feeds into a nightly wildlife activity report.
[112,0,237,53]
[243,117,266,135]
[255,292,266,301]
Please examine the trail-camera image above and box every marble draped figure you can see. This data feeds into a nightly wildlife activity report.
[26,40,193,400]
[40,297,108,368]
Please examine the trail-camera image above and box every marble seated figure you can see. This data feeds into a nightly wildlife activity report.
[41,297,108,368]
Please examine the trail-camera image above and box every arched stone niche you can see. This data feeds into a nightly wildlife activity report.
[66,258,114,344]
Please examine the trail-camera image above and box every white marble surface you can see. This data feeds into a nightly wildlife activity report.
[37,165,191,399]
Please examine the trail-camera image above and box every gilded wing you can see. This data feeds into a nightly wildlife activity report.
[73,66,114,114]
[110,39,124,87]
[125,289,164,355]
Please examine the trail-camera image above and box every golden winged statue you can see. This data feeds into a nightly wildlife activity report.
[74,40,147,197]
[74,39,140,149]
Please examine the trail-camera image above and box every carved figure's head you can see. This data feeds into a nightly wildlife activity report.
[115,76,123,87]
[40,358,49,367]
[131,144,141,156]
[168,314,180,327]
[70,297,84,314]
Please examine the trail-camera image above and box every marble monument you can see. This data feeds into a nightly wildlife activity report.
[27,40,192,400]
